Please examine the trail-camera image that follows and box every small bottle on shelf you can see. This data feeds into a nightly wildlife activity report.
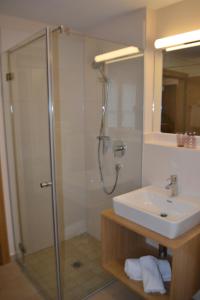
[184,132,189,148]
[176,133,184,147]
[188,132,193,148]
[192,132,197,149]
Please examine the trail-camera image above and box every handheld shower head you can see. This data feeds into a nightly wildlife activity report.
[92,61,108,82]
[92,61,103,69]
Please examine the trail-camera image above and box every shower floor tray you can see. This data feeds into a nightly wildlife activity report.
[24,233,113,300]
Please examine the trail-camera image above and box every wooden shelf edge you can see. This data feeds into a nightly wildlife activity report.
[103,260,170,300]
[144,142,200,152]
[102,209,200,249]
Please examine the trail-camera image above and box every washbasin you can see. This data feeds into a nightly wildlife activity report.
[113,186,200,239]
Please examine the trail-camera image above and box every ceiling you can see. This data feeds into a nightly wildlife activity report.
[0,0,183,31]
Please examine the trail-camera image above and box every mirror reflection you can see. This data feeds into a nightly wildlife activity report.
[161,46,200,135]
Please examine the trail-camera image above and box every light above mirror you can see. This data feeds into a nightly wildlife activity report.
[166,41,200,52]
[155,29,200,51]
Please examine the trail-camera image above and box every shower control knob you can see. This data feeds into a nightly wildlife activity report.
[40,181,52,188]
[115,163,123,171]
[113,140,127,158]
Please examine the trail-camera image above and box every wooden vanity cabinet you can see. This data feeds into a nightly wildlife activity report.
[101,209,200,300]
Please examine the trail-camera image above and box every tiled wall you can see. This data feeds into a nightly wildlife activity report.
[142,141,200,197]
[84,38,144,238]
[55,34,144,240]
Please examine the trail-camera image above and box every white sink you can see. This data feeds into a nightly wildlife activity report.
[113,186,200,239]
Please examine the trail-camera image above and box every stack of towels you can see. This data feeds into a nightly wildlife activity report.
[124,255,171,295]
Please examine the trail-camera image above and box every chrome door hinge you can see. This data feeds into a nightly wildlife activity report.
[19,242,26,254]
[6,72,14,81]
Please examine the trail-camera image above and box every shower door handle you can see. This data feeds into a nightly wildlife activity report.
[40,181,52,188]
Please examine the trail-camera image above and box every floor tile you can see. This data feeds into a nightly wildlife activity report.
[0,262,142,300]
[88,282,142,300]
[25,233,113,300]
[0,262,43,300]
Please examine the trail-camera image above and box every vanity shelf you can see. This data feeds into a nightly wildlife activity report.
[101,209,200,300]
[104,260,170,300]
[145,141,200,152]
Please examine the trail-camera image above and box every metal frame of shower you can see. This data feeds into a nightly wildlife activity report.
[3,26,64,300]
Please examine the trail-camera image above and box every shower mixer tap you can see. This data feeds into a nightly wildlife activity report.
[113,140,127,158]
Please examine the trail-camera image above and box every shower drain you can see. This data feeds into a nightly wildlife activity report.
[160,212,168,218]
[72,261,82,269]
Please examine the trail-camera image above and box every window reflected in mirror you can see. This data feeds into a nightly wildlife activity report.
[161,46,200,135]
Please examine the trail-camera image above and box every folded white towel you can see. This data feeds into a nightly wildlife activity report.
[158,259,171,282]
[140,256,166,294]
[124,259,142,281]
[124,257,171,283]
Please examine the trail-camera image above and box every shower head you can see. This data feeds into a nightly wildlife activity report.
[92,61,108,83]
[92,61,104,69]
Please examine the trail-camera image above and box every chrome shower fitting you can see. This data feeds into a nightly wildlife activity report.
[97,135,111,154]
[94,62,123,195]
[113,140,127,158]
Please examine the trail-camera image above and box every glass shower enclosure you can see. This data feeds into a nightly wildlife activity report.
[1,26,144,300]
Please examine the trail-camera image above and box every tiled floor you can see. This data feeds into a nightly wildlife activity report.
[0,262,141,300]
[25,233,113,300]
[88,281,142,300]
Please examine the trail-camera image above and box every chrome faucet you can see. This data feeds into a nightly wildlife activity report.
[165,175,178,197]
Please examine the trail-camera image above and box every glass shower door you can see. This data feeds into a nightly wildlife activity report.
[5,30,61,300]
[52,31,144,300]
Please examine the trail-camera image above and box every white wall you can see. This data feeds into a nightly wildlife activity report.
[143,143,200,197]
[87,8,146,49]
[156,0,200,38]
[0,14,46,51]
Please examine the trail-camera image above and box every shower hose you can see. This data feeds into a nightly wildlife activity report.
[97,137,121,195]
[96,63,121,195]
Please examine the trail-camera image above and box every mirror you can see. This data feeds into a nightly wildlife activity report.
[155,46,200,135]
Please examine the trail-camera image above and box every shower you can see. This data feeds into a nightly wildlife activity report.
[93,46,142,195]
[2,25,144,300]
[93,62,122,195]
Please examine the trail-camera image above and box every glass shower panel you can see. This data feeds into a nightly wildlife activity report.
[52,31,144,300]
[105,57,144,190]
[84,44,144,265]
[6,35,58,299]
